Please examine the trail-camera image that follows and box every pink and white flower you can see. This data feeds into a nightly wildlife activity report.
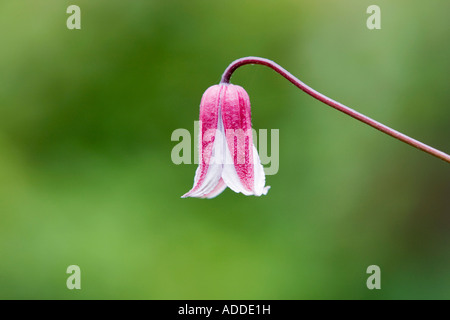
[182,84,270,199]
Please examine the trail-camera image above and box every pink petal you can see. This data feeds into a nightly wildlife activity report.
[221,84,254,192]
[182,85,224,198]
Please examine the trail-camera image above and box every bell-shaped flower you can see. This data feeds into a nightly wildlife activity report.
[182,84,270,199]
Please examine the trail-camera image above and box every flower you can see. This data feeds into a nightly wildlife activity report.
[182,84,270,198]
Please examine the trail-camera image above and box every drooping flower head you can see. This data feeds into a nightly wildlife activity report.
[182,56,450,199]
[182,84,270,198]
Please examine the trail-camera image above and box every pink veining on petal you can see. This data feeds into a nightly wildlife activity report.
[221,84,254,192]
[182,85,223,197]
[201,178,226,199]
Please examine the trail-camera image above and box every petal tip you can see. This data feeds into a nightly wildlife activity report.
[262,186,270,196]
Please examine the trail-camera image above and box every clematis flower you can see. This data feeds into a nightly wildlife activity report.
[181,56,450,200]
[182,84,270,198]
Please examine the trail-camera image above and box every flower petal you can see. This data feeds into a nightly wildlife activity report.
[222,142,270,196]
[182,85,225,198]
[252,145,270,196]
[221,141,253,196]
[201,178,227,199]
[221,84,254,192]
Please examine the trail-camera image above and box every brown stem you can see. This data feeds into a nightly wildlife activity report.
[220,57,450,163]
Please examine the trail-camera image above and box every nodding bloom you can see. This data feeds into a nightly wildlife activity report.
[182,84,270,198]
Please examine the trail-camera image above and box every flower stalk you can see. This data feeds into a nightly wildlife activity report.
[221,57,450,163]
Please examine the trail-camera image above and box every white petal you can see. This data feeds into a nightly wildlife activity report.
[185,128,225,198]
[201,178,227,199]
[221,138,253,196]
[222,140,270,197]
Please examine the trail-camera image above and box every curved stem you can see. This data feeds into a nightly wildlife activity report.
[220,57,450,163]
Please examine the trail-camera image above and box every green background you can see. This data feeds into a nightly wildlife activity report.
[0,0,449,299]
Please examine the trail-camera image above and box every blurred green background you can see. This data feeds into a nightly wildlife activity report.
[0,0,449,299]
